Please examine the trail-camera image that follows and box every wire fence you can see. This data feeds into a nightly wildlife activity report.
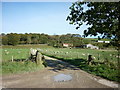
[40,48,118,67]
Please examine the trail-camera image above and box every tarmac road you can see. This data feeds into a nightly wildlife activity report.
[2,56,118,88]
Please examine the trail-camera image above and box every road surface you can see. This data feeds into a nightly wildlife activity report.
[2,56,118,88]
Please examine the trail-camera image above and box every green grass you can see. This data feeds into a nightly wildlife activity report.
[1,45,119,82]
[2,48,29,61]
[2,44,53,61]
[40,48,118,62]
[1,44,52,75]
[40,48,119,82]
[2,61,44,75]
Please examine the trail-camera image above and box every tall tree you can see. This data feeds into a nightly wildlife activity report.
[26,35,32,44]
[66,2,119,47]
[19,34,27,44]
[2,36,8,45]
[7,33,20,46]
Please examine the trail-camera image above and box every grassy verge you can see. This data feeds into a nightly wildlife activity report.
[2,61,44,75]
[40,48,119,82]
[1,44,51,75]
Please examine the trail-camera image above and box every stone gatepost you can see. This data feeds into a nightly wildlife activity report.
[88,55,93,65]
[35,51,43,65]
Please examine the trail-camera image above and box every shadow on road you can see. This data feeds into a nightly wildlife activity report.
[44,57,83,72]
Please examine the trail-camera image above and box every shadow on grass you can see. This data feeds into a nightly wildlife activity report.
[44,54,120,82]
[10,58,36,63]
[12,59,28,62]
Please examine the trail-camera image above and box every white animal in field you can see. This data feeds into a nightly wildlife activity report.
[54,51,58,54]
[82,53,85,56]
[110,54,112,56]
[4,50,7,52]
[5,51,9,55]
[65,52,68,54]
[93,56,96,59]
[116,55,120,58]
[18,51,21,53]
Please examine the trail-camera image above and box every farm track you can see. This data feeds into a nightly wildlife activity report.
[2,56,118,88]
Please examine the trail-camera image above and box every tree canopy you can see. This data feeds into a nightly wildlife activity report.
[7,33,20,46]
[66,2,119,46]
[1,33,83,47]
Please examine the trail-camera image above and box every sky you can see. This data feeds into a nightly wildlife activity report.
[2,2,91,36]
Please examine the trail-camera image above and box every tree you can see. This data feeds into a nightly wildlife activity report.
[26,35,32,44]
[39,34,48,44]
[7,33,20,46]
[66,2,119,47]
[2,36,8,45]
[19,34,27,44]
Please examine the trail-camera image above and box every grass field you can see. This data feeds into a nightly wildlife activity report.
[1,44,52,75]
[1,45,119,82]
[2,44,52,61]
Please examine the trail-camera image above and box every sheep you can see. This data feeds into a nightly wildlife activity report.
[65,52,68,54]
[54,52,57,54]
[4,50,7,52]
[116,55,120,58]
[110,54,112,56]
[18,51,21,53]
[82,53,85,56]
[5,51,9,55]
[93,56,96,59]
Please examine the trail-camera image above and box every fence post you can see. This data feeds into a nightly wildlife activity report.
[12,56,14,62]
[88,55,93,65]
[35,51,43,65]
